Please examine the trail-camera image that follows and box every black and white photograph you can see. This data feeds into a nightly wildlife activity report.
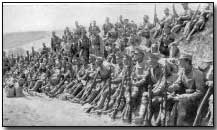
[2,2,214,126]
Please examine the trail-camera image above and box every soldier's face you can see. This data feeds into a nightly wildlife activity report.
[123,58,130,65]
[164,10,169,15]
[182,4,188,10]
[179,59,187,69]
[134,53,142,61]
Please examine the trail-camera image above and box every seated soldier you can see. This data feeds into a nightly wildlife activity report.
[29,65,47,92]
[167,53,205,126]
[171,3,193,33]
[159,24,176,57]
[40,61,62,93]
[134,52,165,125]
[81,57,112,112]
[186,4,213,41]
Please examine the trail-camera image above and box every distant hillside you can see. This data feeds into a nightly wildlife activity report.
[3,31,51,49]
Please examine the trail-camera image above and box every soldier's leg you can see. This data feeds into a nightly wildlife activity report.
[28,81,35,89]
[135,92,149,125]
[171,24,182,33]
[186,20,204,41]
[71,84,83,96]
[53,84,67,97]
[96,88,109,109]
[75,88,85,99]
[30,80,43,92]
[176,99,197,126]
[63,81,76,93]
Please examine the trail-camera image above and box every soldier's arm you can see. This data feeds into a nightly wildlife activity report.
[133,71,149,87]
[182,70,205,101]
[168,70,182,92]
[111,77,122,84]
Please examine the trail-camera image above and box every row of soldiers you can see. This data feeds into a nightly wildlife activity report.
[3,3,213,126]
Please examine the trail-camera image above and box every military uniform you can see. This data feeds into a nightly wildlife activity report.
[103,22,114,36]
[167,53,205,126]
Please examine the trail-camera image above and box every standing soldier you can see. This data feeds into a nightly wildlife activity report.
[78,29,90,62]
[89,20,101,56]
[74,21,82,38]
[51,31,62,52]
[103,17,114,37]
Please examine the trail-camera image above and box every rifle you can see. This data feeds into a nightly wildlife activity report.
[193,83,213,126]
[127,64,133,123]
[86,70,99,96]
[146,84,153,126]
[111,67,127,119]
[105,66,112,110]
[172,4,178,18]
[187,4,201,27]
[153,4,157,26]
[161,60,168,126]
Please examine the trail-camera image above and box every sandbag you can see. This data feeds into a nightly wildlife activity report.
[6,86,15,98]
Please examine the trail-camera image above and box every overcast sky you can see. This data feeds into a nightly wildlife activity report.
[3,3,208,33]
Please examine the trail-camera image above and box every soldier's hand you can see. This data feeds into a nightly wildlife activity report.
[206,81,213,88]
[173,94,190,101]
[167,94,175,100]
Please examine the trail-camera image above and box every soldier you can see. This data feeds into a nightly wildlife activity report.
[159,24,176,57]
[138,30,152,50]
[139,15,154,31]
[103,17,114,37]
[51,31,62,52]
[154,8,174,38]
[171,3,194,33]
[74,21,82,38]
[125,34,139,56]
[134,52,164,125]
[78,29,90,62]
[160,8,173,28]
[89,20,101,36]
[167,53,205,126]
[89,20,101,56]
[186,4,213,41]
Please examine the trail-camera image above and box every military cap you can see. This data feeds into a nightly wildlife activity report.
[179,53,192,61]
[143,15,149,20]
[164,7,169,11]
